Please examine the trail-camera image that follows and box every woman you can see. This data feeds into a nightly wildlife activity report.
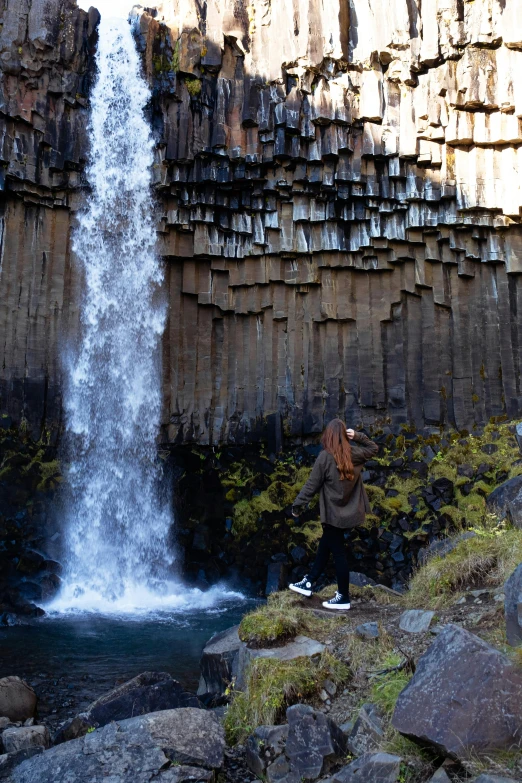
[289,419,378,610]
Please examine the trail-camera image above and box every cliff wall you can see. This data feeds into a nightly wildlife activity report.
[142,0,522,443]
[0,0,98,430]
[1,0,522,444]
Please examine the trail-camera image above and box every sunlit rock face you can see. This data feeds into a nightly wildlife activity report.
[2,0,522,443]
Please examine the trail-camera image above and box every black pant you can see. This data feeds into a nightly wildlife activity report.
[309,524,350,597]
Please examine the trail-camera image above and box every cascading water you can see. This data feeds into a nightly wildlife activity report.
[50,13,239,614]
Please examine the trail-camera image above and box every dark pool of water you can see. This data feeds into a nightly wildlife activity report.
[0,600,255,729]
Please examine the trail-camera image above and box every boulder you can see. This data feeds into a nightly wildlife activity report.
[504,564,522,646]
[515,422,522,454]
[237,636,325,689]
[486,476,522,527]
[0,678,37,723]
[355,622,379,640]
[55,672,200,743]
[345,703,384,756]
[1,726,50,754]
[398,610,435,634]
[329,752,402,782]
[392,624,522,759]
[0,750,44,782]
[285,704,347,780]
[12,709,224,783]
[197,626,241,702]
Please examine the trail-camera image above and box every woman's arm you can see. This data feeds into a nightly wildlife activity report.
[292,452,326,514]
[350,431,379,465]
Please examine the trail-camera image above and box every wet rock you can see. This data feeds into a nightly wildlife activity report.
[246,724,289,778]
[54,672,200,743]
[266,562,289,595]
[2,726,50,754]
[392,624,522,759]
[12,709,224,783]
[237,637,325,690]
[197,625,241,702]
[504,564,522,646]
[399,610,435,634]
[345,703,384,757]
[487,476,522,527]
[330,752,402,782]
[355,622,380,640]
[0,678,37,723]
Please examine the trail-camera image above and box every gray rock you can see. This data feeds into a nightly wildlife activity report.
[266,562,288,595]
[487,476,522,527]
[356,622,379,640]
[290,546,307,565]
[0,679,37,723]
[504,564,522,646]
[428,769,451,783]
[418,532,476,565]
[12,709,224,783]
[331,752,402,782]
[197,626,241,701]
[159,767,213,782]
[472,776,518,783]
[392,624,522,759]
[284,704,347,780]
[0,749,44,782]
[237,636,325,690]
[399,609,435,634]
[349,573,377,588]
[346,703,384,757]
[55,671,200,743]
[246,724,289,778]
[2,726,50,754]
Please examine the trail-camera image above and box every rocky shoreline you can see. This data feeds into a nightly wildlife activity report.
[1,542,521,782]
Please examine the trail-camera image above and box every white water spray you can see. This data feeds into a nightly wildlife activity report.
[51,16,241,614]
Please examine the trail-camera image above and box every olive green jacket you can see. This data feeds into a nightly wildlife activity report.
[292,432,379,529]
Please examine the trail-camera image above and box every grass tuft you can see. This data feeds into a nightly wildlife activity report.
[223,651,348,745]
[238,591,339,646]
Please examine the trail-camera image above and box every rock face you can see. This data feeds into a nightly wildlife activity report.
[392,624,522,759]
[0,678,37,723]
[11,709,225,783]
[54,672,200,743]
[3,0,522,441]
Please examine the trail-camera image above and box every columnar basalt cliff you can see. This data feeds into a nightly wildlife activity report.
[2,0,522,444]
[0,0,98,431]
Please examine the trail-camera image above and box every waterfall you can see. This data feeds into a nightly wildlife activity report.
[50,15,235,614]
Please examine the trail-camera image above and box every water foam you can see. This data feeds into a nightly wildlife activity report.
[52,16,241,615]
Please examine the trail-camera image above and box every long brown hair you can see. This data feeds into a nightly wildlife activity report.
[321,419,354,481]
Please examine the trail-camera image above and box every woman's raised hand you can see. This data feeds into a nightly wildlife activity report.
[346,428,355,439]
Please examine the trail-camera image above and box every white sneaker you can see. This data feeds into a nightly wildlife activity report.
[322,591,351,610]
[289,576,313,598]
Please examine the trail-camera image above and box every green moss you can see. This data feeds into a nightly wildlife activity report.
[185,76,202,96]
[224,652,349,745]
[369,652,413,715]
[239,591,338,646]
